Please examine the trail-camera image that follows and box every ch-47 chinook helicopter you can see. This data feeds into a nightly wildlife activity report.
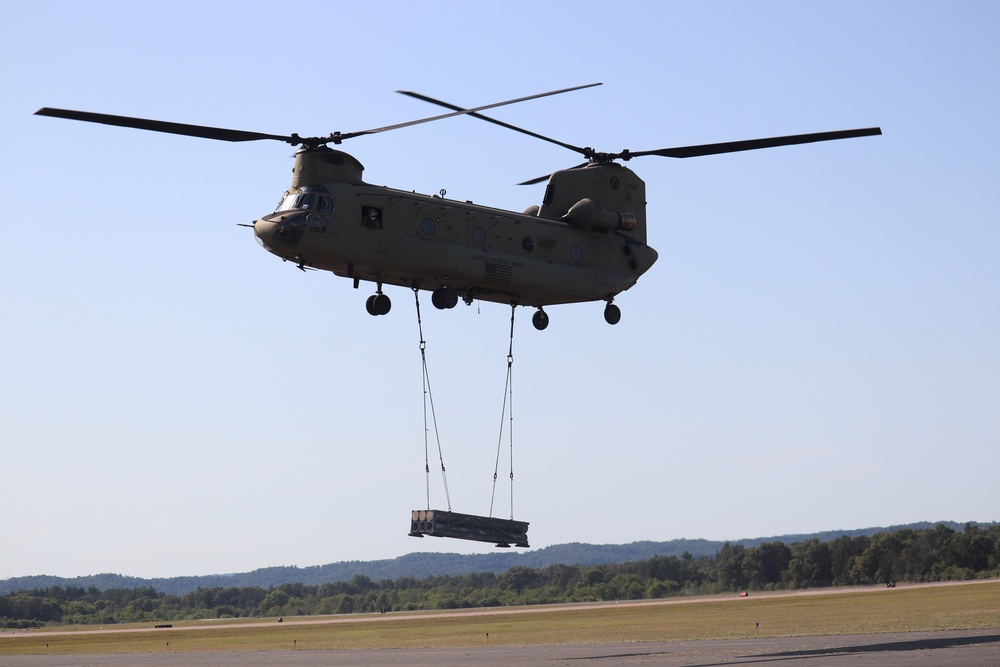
[36,84,880,330]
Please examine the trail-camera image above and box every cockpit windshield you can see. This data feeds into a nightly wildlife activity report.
[274,186,334,214]
[275,192,299,212]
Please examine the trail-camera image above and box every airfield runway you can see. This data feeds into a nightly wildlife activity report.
[2,629,999,665]
[4,584,998,665]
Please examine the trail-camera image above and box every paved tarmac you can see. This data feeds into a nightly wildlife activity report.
[3,629,999,666]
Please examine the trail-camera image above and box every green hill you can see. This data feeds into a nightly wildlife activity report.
[1,521,991,596]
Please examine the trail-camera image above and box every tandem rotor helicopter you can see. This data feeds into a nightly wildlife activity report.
[37,83,880,330]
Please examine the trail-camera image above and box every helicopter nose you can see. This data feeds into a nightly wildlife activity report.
[253,216,278,245]
[254,212,307,249]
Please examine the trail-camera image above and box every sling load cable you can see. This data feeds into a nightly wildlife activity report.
[407,297,530,548]
[489,304,517,521]
[412,287,451,511]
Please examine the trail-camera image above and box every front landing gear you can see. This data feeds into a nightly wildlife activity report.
[531,308,549,331]
[366,286,391,316]
[604,301,621,325]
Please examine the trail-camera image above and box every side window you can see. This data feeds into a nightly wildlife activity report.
[362,206,383,229]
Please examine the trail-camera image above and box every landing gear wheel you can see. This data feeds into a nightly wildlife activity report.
[373,293,391,315]
[532,309,549,331]
[604,303,621,325]
[432,287,458,310]
[366,293,391,316]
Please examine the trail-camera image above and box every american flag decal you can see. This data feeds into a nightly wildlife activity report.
[484,262,513,283]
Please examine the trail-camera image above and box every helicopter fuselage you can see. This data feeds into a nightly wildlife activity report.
[35,88,878,328]
[253,148,659,312]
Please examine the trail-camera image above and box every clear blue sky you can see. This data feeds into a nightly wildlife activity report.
[2,1,997,580]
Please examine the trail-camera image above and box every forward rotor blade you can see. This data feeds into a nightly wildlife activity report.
[34,108,294,143]
[342,82,603,141]
[631,127,883,159]
[396,87,597,157]
[37,84,605,149]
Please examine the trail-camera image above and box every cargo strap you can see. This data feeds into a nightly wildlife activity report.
[489,304,517,521]
[413,287,451,511]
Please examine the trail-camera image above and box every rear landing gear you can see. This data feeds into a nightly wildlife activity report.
[531,308,549,331]
[604,302,621,325]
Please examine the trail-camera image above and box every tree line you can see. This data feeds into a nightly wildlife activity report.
[3,523,998,628]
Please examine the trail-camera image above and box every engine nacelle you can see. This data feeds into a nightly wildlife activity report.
[563,198,637,233]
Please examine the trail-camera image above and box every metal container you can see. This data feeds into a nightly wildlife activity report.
[408,509,529,547]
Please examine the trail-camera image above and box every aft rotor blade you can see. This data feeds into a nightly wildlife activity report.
[519,161,590,186]
[519,174,552,186]
[34,107,294,143]
[339,82,604,142]
[396,87,597,157]
[630,127,883,159]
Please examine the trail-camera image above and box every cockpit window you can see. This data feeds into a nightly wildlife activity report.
[275,192,299,211]
[274,186,334,214]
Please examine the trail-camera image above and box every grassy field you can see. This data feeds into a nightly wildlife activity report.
[2,581,998,655]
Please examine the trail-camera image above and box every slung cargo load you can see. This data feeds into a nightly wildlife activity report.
[409,509,529,548]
